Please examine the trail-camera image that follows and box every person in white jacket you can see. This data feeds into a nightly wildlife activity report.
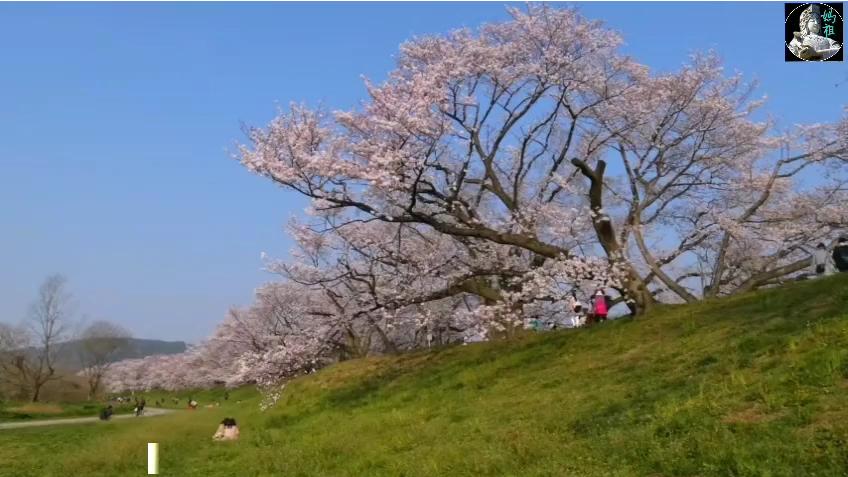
[812,242,834,277]
[567,293,585,328]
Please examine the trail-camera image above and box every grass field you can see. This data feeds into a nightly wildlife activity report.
[2,274,848,477]
[0,401,139,422]
[0,372,99,415]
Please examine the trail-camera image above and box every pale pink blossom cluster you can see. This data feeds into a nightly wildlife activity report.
[106,5,848,395]
[103,346,230,392]
[237,5,847,306]
[103,283,334,393]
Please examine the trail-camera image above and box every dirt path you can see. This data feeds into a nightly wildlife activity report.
[0,407,174,430]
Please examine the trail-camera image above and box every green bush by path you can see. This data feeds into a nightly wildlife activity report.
[1,275,848,477]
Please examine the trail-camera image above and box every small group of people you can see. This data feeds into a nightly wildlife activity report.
[99,397,143,421]
[812,237,848,277]
[212,417,240,441]
[569,289,610,327]
[526,288,611,331]
[134,399,146,417]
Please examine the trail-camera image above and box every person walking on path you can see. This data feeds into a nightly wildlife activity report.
[833,237,848,273]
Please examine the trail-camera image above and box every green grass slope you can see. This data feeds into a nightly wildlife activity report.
[2,275,848,477]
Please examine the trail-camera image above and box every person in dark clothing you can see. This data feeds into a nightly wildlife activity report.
[99,405,113,421]
[834,237,848,272]
[135,399,146,417]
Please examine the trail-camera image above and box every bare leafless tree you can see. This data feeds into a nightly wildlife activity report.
[24,274,73,402]
[0,322,32,399]
[78,320,132,399]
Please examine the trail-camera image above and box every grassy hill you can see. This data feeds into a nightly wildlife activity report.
[1,275,847,477]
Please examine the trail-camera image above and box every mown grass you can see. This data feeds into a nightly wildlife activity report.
[2,275,848,477]
[0,400,136,422]
[132,386,254,410]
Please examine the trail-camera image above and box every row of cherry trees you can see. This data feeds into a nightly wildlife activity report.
[103,5,848,394]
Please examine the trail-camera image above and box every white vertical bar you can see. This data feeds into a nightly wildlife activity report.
[147,442,159,475]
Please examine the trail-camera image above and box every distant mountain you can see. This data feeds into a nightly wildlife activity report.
[48,338,187,371]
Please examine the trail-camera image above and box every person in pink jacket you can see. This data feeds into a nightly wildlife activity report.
[592,289,608,322]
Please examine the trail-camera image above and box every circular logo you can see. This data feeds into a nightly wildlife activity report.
[785,3,843,61]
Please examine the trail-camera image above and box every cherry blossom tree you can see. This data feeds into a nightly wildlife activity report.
[239,6,650,320]
[103,283,332,393]
[239,5,847,312]
[105,5,848,396]
[577,54,848,300]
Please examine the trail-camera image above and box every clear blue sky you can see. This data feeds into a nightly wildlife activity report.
[1,2,844,343]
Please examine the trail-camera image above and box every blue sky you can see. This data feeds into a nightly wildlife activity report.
[0,2,845,342]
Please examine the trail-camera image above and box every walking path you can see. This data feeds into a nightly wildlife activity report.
[0,407,174,430]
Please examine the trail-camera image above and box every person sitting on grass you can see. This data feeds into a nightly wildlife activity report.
[212,417,240,441]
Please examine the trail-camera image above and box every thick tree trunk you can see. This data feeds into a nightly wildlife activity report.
[88,377,100,401]
[622,270,654,316]
[371,324,398,355]
[572,157,655,315]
